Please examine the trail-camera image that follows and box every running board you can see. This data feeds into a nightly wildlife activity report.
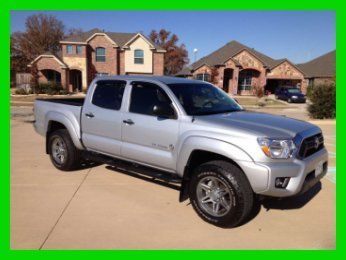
[83,152,182,184]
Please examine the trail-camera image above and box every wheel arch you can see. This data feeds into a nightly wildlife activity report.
[177,136,254,202]
[45,112,83,153]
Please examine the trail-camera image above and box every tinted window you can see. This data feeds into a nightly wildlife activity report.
[130,82,172,116]
[92,80,126,110]
[167,83,242,116]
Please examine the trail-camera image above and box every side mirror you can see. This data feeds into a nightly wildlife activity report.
[152,103,175,118]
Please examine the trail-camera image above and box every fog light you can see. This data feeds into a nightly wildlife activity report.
[275,177,290,188]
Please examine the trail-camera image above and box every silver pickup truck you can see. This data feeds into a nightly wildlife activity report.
[34,76,328,227]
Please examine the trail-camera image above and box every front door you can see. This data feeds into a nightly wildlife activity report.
[121,81,180,171]
[81,80,126,156]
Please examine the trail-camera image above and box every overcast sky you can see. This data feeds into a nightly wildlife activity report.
[11,11,335,64]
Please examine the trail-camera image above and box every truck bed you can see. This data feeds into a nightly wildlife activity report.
[34,98,84,139]
[36,98,85,106]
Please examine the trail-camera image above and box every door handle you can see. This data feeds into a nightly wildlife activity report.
[123,119,134,125]
[85,112,94,118]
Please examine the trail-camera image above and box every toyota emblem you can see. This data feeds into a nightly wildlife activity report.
[314,137,320,149]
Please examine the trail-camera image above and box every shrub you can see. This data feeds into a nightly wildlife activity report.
[33,83,64,95]
[15,88,29,95]
[253,85,264,98]
[308,84,336,119]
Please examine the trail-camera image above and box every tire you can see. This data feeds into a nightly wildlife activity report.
[287,98,292,103]
[275,95,279,100]
[189,160,254,228]
[48,129,81,171]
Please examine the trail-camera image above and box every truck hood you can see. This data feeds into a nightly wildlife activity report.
[195,111,317,138]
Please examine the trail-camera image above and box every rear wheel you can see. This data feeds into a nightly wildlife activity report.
[48,129,81,171]
[189,160,254,227]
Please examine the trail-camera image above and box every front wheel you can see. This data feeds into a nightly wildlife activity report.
[189,160,254,227]
[287,98,292,103]
[48,129,81,171]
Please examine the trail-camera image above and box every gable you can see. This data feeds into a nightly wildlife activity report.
[267,61,304,78]
[193,64,212,74]
[232,50,263,70]
[86,33,117,46]
[124,36,153,74]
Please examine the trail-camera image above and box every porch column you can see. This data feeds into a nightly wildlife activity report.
[232,67,240,95]
[301,78,308,94]
[61,68,68,90]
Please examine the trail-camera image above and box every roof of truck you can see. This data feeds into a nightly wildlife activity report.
[94,75,205,85]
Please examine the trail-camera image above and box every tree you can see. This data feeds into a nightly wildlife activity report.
[11,13,65,73]
[149,29,189,75]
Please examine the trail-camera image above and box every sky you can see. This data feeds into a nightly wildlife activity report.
[11,11,335,64]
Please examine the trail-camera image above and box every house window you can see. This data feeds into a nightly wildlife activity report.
[195,73,211,82]
[66,45,73,54]
[134,49,144,64]
[76,45,82,54]
[238,70,255,91]
[96,47,106,62]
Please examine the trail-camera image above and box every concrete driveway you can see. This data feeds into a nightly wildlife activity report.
[11,107,335,249]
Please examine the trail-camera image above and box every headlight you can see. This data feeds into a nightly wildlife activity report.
[291,95,298,98]
[257,138,296,159]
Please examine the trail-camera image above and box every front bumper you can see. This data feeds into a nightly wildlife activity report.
[241,148,328,197]
[290,96,306,103]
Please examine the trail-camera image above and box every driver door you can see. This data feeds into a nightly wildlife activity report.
[121,81,180,171]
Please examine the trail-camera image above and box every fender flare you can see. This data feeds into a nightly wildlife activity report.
[176,135,254,176]
[45,111,83,150]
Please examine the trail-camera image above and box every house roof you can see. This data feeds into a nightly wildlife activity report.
[62,28,165,51]
[297,50,336,78]
[190,40,284,70]
[177,40,305,76]
[28,51,68,68]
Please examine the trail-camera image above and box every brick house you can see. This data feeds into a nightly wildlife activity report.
[177,40,309,95]
[28,28,166,92]
[297,50,336,87]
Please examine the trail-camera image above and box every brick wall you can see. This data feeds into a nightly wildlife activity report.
[35,57,68,90]
[153,52,164,75]
[87,35,118,79]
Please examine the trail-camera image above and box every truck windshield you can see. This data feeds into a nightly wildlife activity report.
[167,83,243,116]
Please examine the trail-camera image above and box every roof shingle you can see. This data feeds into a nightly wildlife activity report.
[62,28,165,51]
[297,50,336,78]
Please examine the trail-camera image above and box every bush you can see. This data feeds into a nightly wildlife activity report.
[32,83,64,95]
[15,88,29,95]
[308,84,336,119]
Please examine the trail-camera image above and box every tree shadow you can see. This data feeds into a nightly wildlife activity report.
[241,181,322,226]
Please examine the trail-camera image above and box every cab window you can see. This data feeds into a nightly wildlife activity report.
[92,80,126,110]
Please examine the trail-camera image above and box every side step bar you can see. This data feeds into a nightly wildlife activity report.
[83,151,182,184]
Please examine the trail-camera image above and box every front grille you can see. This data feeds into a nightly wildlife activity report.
[298,133,324,159]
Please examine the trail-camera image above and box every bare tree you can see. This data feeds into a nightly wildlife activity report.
[11,13,65,73]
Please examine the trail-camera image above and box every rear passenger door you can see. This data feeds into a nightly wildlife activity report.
[81,80,126,156]
[121,81,180,171]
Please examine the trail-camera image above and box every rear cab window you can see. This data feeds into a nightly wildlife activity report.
[92,80,126,110]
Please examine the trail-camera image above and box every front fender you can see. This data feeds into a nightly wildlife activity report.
[45,111,83,150]
[176,136,253,176]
